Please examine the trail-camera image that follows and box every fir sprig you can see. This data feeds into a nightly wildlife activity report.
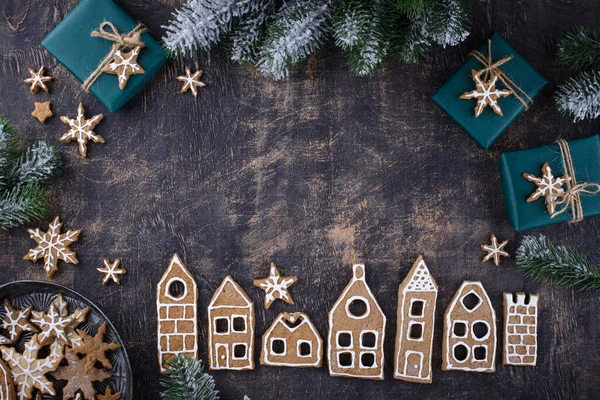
[160,356,219,400]
[555,70,600,122]
[394,0,436,18]
[0,119,61,230]
[558,26,600,71]
[516,235,600,292]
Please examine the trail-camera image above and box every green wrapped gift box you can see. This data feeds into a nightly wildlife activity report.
[433,33,548,148]
[41,0,167,113]
[499,135,600,231]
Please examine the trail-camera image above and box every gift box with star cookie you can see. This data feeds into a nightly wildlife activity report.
[432,33,548,148]
[499,135,600,231]
[41,0,167,113]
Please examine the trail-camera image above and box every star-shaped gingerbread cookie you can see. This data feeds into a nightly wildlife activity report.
[32,101,53,123]
[97,386,122,400]
[1,299,38,344]
[253,262,297,309]
[24,66,53,94]
[523,163,570,214]
[481,234,510,266]
[97,259,127,285]
[50,351,110,400]
[23,216,80,278]
[101,46,145,90]
[460,70,512,117]
[177,67,206,97]
[60,103,104,157]
[70,322,121,374]
[30,302,75,346]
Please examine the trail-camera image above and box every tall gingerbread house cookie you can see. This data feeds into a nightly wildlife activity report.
[442,281,497,373]
[503,292,539,366]
[261,312,323,368]
[156,254,198,373]
[394,256,438,383]
[208,276,255,371]
[328,264,386,380]
[0,358,16,400]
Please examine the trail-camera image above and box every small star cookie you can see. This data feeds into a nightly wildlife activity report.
[31,101,53,123]
[60,103,104,158]
[23,216,80,278]
[253,262,297,309]
[97,258,127,285]
[177,67,206,97]
[101,46,145,90]
[523,163,570,214]
[460,70,512,117]
[70,322,121,374]
[1,299,38,344]
[24,66,53,94]
[481,234,510,266]
[51,351,110,400]
[97,386,122,400]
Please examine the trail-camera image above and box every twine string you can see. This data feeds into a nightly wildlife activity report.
[550,139,600,221]
[469,39,533,109]
[82,21,147,92]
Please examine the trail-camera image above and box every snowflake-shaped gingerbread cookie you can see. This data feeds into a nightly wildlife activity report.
[60,103,104,158]
[481,234,510,266]
[23,216,80,278]
[460,70,512,117]
[523,163,571,214]
[51,293,90,348]
[253,263,297,309]
[177,67,206,97]
[101,46,145,90]
[30,303,74,346]
[23,66,53,94]
[1,299,38,344]
[51,351,110,400]
[0,335,62,400]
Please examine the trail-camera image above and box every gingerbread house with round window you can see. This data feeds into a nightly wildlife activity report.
[327,264,386,380]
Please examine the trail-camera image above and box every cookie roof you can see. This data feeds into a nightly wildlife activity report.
[403,257,437,292]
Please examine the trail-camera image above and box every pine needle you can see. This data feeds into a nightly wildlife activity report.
[160,356,219,400]
[516,235,600,292]
[558,26,600,72]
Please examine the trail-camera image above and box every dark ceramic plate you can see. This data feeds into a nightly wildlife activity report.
[0,281,132,400]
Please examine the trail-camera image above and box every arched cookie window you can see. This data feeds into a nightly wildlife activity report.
[345,296,371,320]
[165,277,187,301]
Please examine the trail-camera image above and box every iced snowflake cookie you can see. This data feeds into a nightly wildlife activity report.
[30,302,75,346]
[253,262,297,309]
[23,216,80,278]
[50,351,110,400]
[523,163,570,214]
[460,70,512,117]
[24,66,53,94]
[177,67,206,97]
[59,103,104,158]
[101,46,145,90]
[98,259,127,285]
[0,299,38,344]
[481,235,510,266]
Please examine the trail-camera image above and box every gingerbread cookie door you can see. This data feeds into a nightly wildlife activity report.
[156,254,198,373]
[208,276,255,371]
[261,312,323,368]
[327,264,386,380]
[442,281,497,373]
[503,292,539,366]
[394,256,438,383]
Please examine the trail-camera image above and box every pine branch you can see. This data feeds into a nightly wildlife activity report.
[558,26,600,71]
[0,183,50,230]
[516,235,600,292]
[256,0,333,80]
[162,0,265,55]
[0,119,20,188]
[555,70,600,122]
[424,0,470,48]
[160,356,219,400]
[397,15,429,63]
[13,141,61,185]
[333,0,388,76]
[227,0,276,65]
[394,0,436,18]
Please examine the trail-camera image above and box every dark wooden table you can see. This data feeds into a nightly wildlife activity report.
[2,1,600,399]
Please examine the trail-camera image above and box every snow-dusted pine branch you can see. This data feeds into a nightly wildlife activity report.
[14,141,61,185]
[160,356,218,400]
[228,0,275,64]
[424,0,470,48]
[257,0,333,80]
[0,183,49,230]
[555,70,600,122]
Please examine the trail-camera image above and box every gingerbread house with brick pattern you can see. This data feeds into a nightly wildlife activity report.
[503,292,539,366]
[156,254,198,372]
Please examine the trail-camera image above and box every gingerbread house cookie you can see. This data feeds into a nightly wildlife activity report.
[503,292,539,366]
[442,281,497,373]
[261,312,323,368]
[156,254,198,373]
[328,264,386,380]
[394,256,438,383]
[208,276,255,371]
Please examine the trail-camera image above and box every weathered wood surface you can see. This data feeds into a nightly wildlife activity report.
[1,0,600,399]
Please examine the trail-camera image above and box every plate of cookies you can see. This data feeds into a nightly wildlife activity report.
[0,281,132,400]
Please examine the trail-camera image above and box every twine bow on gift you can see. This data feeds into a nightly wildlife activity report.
[82,21,147,91]
[549,139,600,221]
[469,39,533,110]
